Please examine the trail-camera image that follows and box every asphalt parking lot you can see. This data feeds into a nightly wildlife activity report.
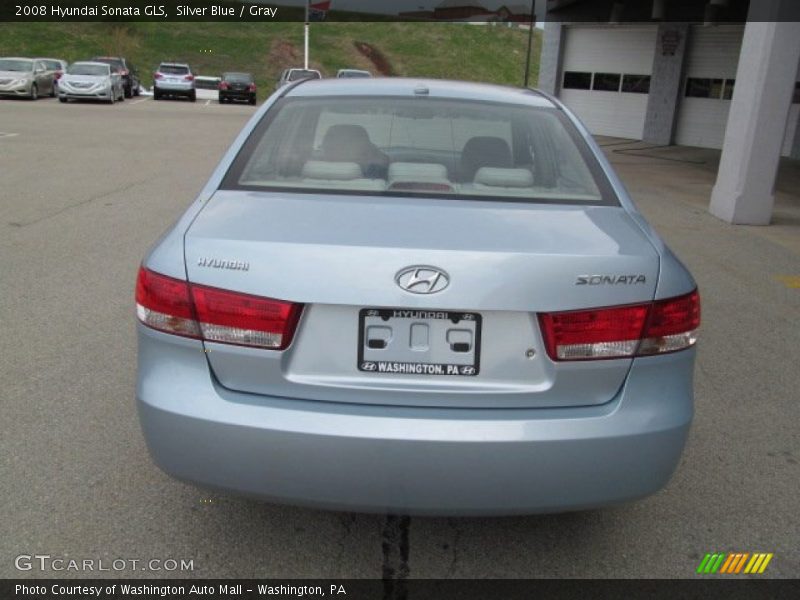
[1,96,799,579]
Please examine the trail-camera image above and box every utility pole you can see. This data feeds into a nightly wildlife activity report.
[523,0,535,87]
[304,0,310,69]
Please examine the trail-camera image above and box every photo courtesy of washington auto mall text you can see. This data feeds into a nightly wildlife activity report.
[14,583,347,597]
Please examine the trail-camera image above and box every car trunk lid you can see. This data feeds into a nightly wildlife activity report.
[183,190,659,408]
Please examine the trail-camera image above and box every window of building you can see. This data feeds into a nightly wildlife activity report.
[592,73,622,92]
[685,78,724,99]
[562,71,592,90]
[722,79,735,100]
[621,74,651,94]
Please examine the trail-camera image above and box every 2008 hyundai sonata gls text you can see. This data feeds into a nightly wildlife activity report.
[135,78,700,516]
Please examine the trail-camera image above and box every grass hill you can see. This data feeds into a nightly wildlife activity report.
[0,21,541,96]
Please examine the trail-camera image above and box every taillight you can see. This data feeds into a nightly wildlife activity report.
[54,71,63,80]
[120,69,129,76]
[219,81,229,90]
[153,72,163,79]
[192,286,302,350]
[248,83,257,91]
[135,267,303,350]
[638,290,701,356]
[184,74,194,81]
[538,290,700,361]
[135,268,200,339]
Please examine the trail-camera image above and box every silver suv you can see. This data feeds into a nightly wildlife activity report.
[153,62,195,102]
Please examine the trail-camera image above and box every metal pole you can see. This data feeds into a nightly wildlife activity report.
[523,0,535,87]
[304,1,310,70]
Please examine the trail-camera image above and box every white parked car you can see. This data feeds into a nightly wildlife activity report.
[336,69,372,78]
[276,68,322,90]
[58,61,124,104]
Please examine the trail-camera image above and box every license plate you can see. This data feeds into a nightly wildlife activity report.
[358,308,481,376]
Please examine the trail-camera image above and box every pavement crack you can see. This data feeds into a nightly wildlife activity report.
[446,517,461,578]
[7,177,152,228]
[381,514,410,600]
[334,513,357,572]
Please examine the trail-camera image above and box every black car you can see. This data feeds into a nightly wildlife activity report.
[91,56,140,98]
[218,72,256,105]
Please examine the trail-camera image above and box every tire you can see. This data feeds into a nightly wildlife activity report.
[59,97,67,103]
[153,90,160,101]
[133,83,140,96]
[29,84,38,100]
[124,84,132,99]
[50,83,56,98]
[189,91,196,103]
[249,97,256,106]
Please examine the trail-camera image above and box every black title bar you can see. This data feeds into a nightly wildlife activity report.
[4,579,800,600]
[3,0,800,23]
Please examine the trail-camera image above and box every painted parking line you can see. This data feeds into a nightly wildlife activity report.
[128,97,150,105]
[0,132,19,138]
[776,275,800,289]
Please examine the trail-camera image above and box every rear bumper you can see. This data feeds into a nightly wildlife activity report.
[155,82,194,93]
[136,325,694,516]
[219,91,255,101]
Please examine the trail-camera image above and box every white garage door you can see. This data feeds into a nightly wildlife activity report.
[559,25,657,139]
[674,25,744,149]
[781,61,800,158]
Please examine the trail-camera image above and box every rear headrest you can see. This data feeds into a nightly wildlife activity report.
[301,160,363,180]
[388,162,449,183]
[321,124,372,157]
[461,136,513,180]
[474,167,534,188]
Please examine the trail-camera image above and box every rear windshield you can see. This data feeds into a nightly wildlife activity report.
[339,71,371,78]
[0,58,33,71]
[222,96,614,205]
[224,73,253,83]
[288,70,320,81]
[68,64,109,76]
[93,58,123,68]
[160,65,189,75]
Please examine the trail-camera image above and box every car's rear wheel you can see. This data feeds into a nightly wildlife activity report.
[124,84,132,98]
[58,97,67,103]
[153,90,161,101]
[249,97,256,106]
[189,91,196,102]
[133,83,140,96]
[50,83,56,97]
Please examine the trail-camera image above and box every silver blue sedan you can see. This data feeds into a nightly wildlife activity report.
[135,78,700,516]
